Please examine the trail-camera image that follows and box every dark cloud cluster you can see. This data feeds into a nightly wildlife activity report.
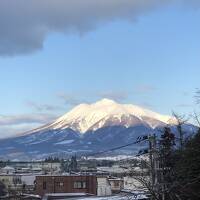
[0,0,174,56]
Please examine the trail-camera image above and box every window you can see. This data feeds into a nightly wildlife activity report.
[60,182,64,187]
[43,181,46,190]
[74,181,82,189]
[13,177,21,185]
[56,182,64,187]
[82,181,86,189]
[114,181,120,187]
[74,181,86,189]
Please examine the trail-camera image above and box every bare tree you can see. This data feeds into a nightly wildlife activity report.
[172,112,188,150]
[194,88,200,105]
[193,111,200,127]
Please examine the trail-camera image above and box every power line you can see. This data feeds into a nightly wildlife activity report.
[84,135,148,158]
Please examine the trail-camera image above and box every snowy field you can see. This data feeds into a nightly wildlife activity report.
[66,194,149,200]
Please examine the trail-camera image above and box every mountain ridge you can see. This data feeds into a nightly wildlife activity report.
[27,98,173,135]
[1,99,194,160]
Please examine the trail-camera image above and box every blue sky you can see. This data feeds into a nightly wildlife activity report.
[0,1,200,138]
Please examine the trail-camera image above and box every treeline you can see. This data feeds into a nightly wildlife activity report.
[44,156,63,163]
[140,123,200,200]
[171,128,200,199]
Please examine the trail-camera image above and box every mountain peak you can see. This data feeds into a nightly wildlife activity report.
[95,98,117,105]
[30,99,173,134]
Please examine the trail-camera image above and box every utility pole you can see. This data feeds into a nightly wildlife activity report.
[148,135,157,185]
[149,135,155,186]
[148,134,160,200]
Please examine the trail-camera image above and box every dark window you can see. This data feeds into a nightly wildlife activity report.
[114,181,120,187]
[56,182,64,187]
[74,181,86,189]
[43,181,46,190]
[13,177,21,185]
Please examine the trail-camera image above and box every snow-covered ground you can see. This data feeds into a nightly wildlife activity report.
[72,194,149,200]
[87,154,149,161]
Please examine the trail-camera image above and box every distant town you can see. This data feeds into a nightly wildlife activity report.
[0,154,150,200]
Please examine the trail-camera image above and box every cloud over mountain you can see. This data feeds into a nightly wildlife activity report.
[0,0,173,56]
[0,113,57,126]
[0,113,58,138]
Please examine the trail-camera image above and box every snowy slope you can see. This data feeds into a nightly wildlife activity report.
[0,99,196,160]
[29,98,173,134]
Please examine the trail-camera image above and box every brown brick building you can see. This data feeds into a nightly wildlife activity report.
[35,175,97,197]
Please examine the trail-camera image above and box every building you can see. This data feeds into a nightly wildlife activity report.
[97,177,112,196]
[7,161,61,173]
[0,174,21,189]
[35,175,97,197]
[0,174,36,193]
[21,174,36,191]
[108,178,124,193]
[0,166,15,175]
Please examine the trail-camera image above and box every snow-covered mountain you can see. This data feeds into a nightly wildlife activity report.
[0,99,194,160]
[29,98,173,134]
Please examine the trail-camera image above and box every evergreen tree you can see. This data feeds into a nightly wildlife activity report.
[173,128,200,199]
[158,127,175,199]
[69,155,78,172]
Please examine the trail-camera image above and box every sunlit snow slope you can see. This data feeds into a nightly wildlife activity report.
[31,98,173,134]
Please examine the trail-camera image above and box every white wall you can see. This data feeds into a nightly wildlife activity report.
[21,175,36,186]
[97,177,112,196]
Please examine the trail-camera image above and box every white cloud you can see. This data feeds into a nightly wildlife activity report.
[98,91,128,102]
[0,113,58,138]
[176,104,192,108]
[0,125,36,139]
[57,93,87,106]
[135,85,157,94]
[26,101,62,112]
[0,113,57,126]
